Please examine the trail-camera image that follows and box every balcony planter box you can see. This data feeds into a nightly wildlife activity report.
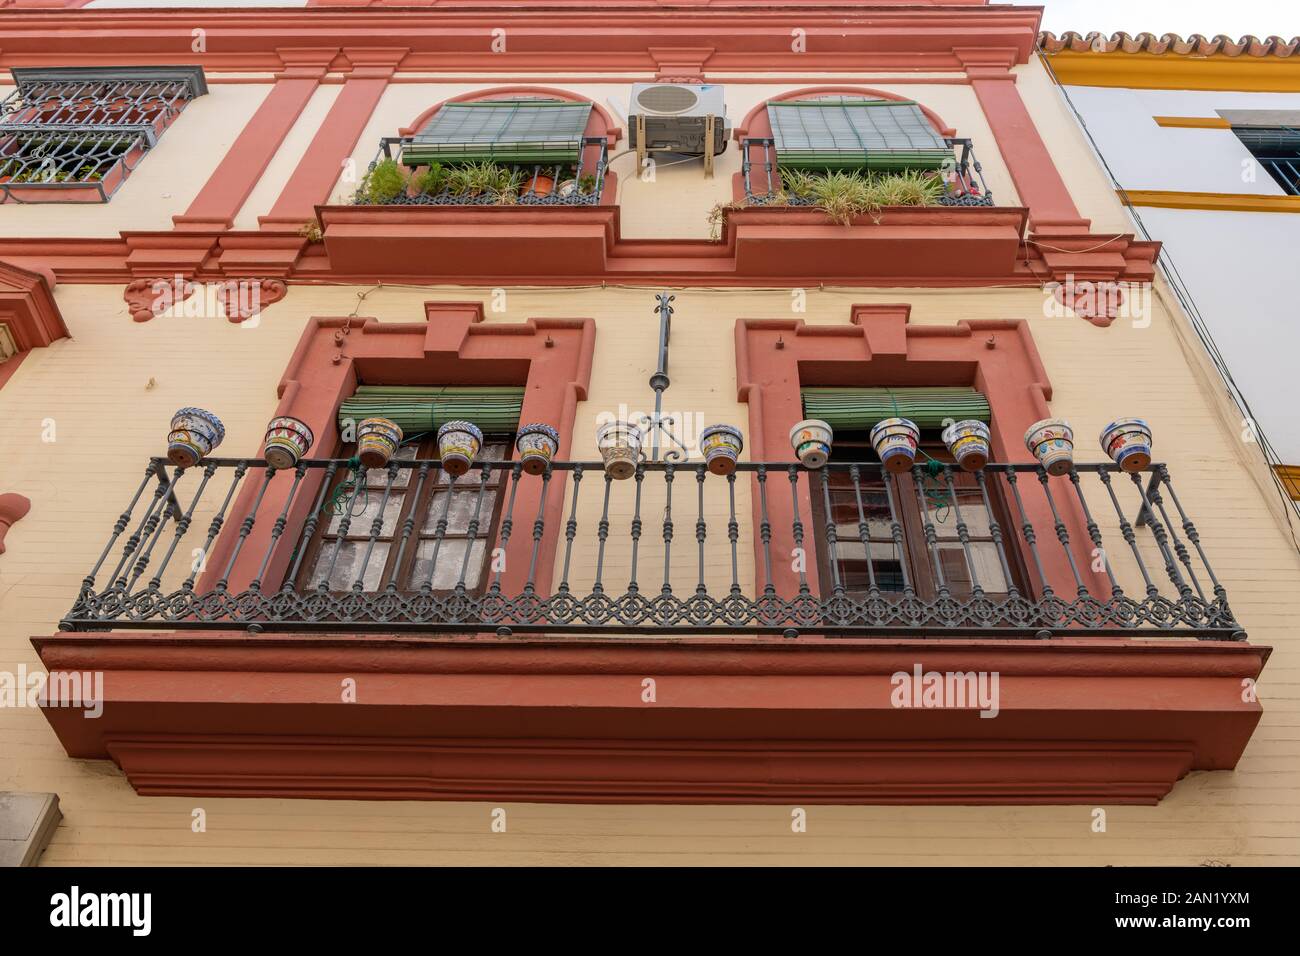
[0,156,130,204]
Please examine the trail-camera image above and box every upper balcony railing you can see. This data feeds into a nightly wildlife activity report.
[741,136,995,208]
[350,136,609,208]
[61,456,1240,640]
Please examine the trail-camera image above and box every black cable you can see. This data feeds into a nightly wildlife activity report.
[1037,42,1300,550]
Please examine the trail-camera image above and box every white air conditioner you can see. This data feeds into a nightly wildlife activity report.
[628,83,729,155]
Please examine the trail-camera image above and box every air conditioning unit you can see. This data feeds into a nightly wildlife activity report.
[628,83,730,155]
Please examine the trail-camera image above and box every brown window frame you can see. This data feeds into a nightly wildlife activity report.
[294,432,515,595]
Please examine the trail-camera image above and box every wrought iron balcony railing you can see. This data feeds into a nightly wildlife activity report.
[351,136,609,207]
[740,136,995,207]
[60,456,1241,640]
[0,68,202,203]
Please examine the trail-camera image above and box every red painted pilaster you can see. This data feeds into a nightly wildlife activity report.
[956,49,1091,234]
[259,48,408,229]
[173,48,339,232]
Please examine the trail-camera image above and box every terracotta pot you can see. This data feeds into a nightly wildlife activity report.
[167,407,225,468]
[515,423,560,476]
[700,424,744,476]
[596,420,644,480]
[870,417,920,474]
[526,173,555,197]
[262,416,315,470]
[437,420,484,477]
[356,417,403,469]
[789,419,833,468]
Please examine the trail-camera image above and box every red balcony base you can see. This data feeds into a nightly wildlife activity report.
[34,632,1267,805]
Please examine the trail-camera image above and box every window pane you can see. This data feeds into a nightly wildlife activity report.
[422,489,497,534]
[435,441,508,486]
[309,540,391,592]
[325,489,405,536]
[408,539,488,590]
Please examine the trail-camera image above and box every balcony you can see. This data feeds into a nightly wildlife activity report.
[38,453,1265,803]
[61,456,1239,640]
[350,135,610,208]
[740,136,996,208]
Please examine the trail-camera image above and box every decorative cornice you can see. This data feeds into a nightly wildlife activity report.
[0,259,69,352]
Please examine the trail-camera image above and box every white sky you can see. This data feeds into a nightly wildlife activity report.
[1010,0,1300,38]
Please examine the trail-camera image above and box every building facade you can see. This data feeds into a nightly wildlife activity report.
[1040,30,1300,506]
[0,1,1295,865]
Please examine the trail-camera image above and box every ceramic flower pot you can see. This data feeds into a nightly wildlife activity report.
[942,419,992,472]
[596,420,644,480]
[789,419,834,468]
[700,424,744,476]
[526,173,555,197]
[1024,417,1074,476]
[437,420,484,477]
[515,423,560,475]
[262,416,315,470]
[870,417,920,474]
[1024,418,1073,452]
[1100,418,1153,473]
[167,407,225,468]
[356,417,403,469]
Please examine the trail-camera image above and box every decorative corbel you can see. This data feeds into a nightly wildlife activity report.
[0,493,31,555]
[124,276,198,323]
[219,278,288,324]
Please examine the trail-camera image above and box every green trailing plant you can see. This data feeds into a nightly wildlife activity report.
[772,167,944,225]
[707,200,749,241]
[360,157,408,204]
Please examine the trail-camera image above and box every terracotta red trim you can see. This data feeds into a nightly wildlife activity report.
[734,304,1107,600]
[33,631,1268,804]
[197,303,594,596]
[0,7,1043,75]
[0,493,31,555]
[0,260,69,388]
[398,85,623,146]
[174,49,338,232]
[0,207,1158,288]
[259,48,407,229]
[953,49,1090,232]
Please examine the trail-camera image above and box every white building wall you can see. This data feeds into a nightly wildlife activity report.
[1061,83,1300,466]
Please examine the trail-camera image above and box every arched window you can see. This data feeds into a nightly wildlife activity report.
[354,89,619,207]
[736,89,993,208]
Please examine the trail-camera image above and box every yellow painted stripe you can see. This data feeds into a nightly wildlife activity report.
[1277,466,1300,500]
[1043,50,1300,93]
[1153,116,1232,129]
[1118,189,1300,213]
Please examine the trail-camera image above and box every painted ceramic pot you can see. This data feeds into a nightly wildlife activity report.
[1030,437,1075,476]
[437,420,484,478]
[942,419,991,472]
[700,424,744,476]
[789,419,833,469]
[596,420,644,480]
[262,415,315,470]
[1024,417,1073,453]
[870,417,920,474]
[515,423,560,476]
[356,417,403,470]
[1100,418,1153,473]
[167,407,225,467]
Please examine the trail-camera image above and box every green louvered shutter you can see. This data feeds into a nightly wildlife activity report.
[402,100,593,165]
[801,387,990,430]
[768,99,952,171]
[338,386,525,436]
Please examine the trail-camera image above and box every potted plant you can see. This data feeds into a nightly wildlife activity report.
[359,158,408,204]
[410,162,447,198]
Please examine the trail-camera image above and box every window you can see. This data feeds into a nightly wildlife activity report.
[811,433,1028,603]
[355,97,609,206]
[296,384,526,593]
[1231,125,1300,196]
[0,67,205,203]
[297,436,513,594]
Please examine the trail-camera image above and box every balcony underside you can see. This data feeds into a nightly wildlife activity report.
[34,631,1268,805]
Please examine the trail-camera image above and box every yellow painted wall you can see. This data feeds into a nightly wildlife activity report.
[2,278,1299,866]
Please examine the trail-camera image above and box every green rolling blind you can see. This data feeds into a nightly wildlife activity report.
[801,387,990,430]
[769,99,952,171]
[337,385,525,436]
[402,100,592,165]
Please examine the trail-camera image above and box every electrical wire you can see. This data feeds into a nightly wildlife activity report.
[1036,43,1300,550]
